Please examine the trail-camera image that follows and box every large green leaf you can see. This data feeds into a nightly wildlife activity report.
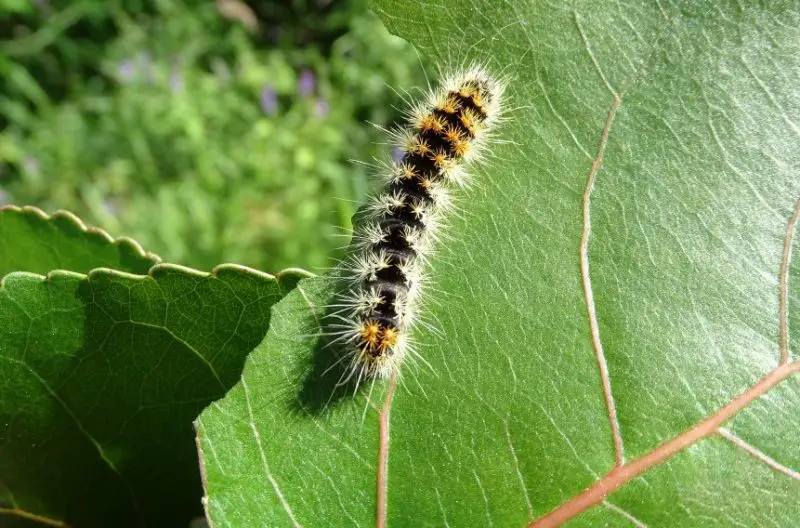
[0,205,160,276]
[0,264,311,528]
[197,1,800,526]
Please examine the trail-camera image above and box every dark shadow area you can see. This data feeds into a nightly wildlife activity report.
[290,205,382,415]
[0,268,290,528]
[292,277,373,415]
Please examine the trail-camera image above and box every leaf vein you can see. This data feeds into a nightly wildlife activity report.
[240,377,301,527]
[717,428,800,481]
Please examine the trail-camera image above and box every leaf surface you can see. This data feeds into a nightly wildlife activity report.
[0,264,310,528]
[197,1,800,526]
[0,205,160,276]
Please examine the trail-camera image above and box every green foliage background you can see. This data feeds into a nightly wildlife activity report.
[0,0,427,272]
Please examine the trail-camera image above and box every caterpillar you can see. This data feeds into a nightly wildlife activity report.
[329,63,505,385]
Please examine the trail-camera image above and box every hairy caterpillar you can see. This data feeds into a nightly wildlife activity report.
[328,63,505,385]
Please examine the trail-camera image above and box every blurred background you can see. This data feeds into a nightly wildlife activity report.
[0,0,429,273]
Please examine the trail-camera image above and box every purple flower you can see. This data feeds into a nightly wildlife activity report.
[314,98,329,117]
[116,52,154,84]
[298,69,316,97]
[260,85,278,115]
[103,199,120,217]
[117,59,136,82]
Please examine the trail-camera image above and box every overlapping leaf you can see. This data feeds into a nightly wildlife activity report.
[0,264,310,527]
[0,206,160,276]
[200,1,800,526]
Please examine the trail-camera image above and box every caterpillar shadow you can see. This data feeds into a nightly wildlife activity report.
[291,277,377,416]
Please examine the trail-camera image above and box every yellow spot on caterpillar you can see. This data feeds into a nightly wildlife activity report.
[437,95,461,114]
[452,139,470,157]
[418,114,445,133]
[458,83,480,99]
[444,127,470,157]
[379,326,399,353]
[431,150,449,169]
[459,109,480,136]
[414,139,432,156]
[360,320,382,349]
[359,321,400,358]
[397,164,417,180]
[470,92,489,117]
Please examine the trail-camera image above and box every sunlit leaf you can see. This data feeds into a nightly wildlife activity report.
[199,1,800,525]
[0,205,160,276]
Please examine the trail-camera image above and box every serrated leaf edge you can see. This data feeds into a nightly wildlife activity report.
[0,204,162,268]
[0,261,314,289]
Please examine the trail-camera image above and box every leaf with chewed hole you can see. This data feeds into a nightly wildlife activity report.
[0,206,160,276]
[197,2,800,526]
[0,264,310,528]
